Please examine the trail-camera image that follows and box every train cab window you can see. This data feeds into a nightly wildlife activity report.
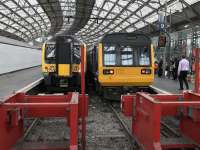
[45,43,56,63]
[72,45,80,64]
[138,47,150,66]
[103,44,150,66]
[121,46,133,66]
[104,46,116,65]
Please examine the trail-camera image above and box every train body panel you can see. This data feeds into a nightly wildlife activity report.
[57,64,70,76]
[98,67,154,86]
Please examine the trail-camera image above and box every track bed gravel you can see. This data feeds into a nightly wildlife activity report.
[87,95,131,150]
[19,95,131,150]
[25,119,69,142]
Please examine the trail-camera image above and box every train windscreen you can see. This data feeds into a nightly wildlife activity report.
[103,44,150,66]
[45,43,56,64]
[72,43,81,64]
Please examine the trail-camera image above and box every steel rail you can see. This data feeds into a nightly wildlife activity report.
[108,102,141,150]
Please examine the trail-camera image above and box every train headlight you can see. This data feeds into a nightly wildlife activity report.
[110,70,114,74]
[49,66,55,72]
[103,69,114,75]
[45,66,48,72]
[141,69,151,74]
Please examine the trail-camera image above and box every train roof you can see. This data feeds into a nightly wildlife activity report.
[101,33,151,46]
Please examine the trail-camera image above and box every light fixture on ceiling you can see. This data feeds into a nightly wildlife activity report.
[184,24,189,28]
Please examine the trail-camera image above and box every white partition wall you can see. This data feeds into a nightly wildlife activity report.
[0,43,41,74]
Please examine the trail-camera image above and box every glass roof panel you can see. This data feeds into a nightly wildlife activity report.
[184,0,199,5]
[145,13,158,23]
[99,10,108,18]
[96,0,104,8]
[126,27,135,32]
[168,1,184,13]
[0,0,199,44]
[0,23,6,29]
[103,2,114,11]
[135,21,146,29]
[138,6,153,16]
[28,0,38,5]
[112,5,123,14]
[4,1,16,8]
[80,0,200,45]
[118,0,129,6]
[0,0,51,41]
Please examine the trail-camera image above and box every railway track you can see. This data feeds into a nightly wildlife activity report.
[98,87,169,150]
[14,93,133,150]
[16,95,200,150]
[108,102,140,150]
[107,101,200,150]
[100,85,200,150]
[7,79,200,150]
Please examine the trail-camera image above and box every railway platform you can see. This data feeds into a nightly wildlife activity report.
[0,66,41,99]
[153,76,194,94]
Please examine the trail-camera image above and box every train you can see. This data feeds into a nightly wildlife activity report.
[88,33,154,98]
[42,35,86,90]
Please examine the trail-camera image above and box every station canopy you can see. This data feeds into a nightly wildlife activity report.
[0,0,199,45]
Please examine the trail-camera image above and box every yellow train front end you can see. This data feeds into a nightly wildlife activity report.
[42,36,86,89]
[98,44,154,87]
[97,33,154,89]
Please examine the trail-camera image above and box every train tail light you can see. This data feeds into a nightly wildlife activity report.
[103,69,114,75]
[141,69,151,74]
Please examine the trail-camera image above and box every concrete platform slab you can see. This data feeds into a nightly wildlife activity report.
[153,76,194,94]
[0,66,41,100]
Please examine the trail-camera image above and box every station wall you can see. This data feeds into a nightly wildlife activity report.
[0,43,41,74]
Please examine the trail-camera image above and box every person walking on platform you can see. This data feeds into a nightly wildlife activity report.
[178,55,189,90]
[172,57,179,80]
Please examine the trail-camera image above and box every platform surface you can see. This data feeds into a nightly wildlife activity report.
[0,68,195,100]
[153,76,194,94]
[0,66,41,100]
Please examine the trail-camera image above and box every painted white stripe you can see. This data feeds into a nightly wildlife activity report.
[17,77,43,93]
[150,85,172,94]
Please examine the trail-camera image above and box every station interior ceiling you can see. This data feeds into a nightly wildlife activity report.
[0,0,200,46]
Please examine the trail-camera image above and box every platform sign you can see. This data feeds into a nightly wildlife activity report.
[158,11,165,32]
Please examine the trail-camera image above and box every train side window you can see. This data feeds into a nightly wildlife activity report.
[104,46,116,66]
[139,47,150,66]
